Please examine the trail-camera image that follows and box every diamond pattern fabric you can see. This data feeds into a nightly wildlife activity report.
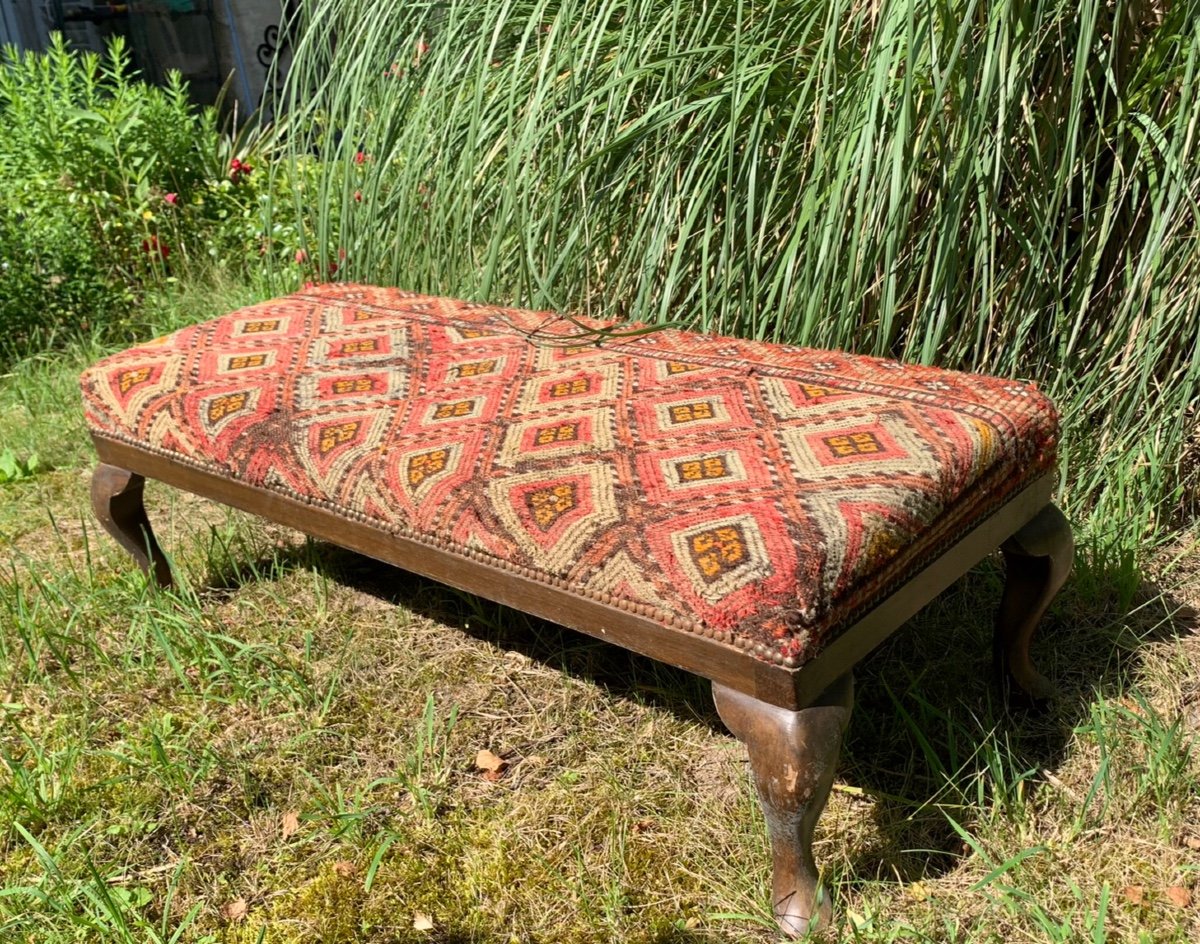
[80,284,1058,667]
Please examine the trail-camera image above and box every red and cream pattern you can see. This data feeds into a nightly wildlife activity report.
[81,284,1058,667]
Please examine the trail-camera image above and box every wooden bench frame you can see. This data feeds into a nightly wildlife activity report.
[90,432,1072,936]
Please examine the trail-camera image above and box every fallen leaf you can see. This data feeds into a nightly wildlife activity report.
[333,860,356,878]
[632,818,655,834]
[1165,886,1191,908]
[281,811,300,839]
[1122,885,1145,906]
[482,768,505,782]
[222,898,248,921]
[475,749,507,773]
[907,881,931,902]
[413,913,434,931]
[1185,837,1200,851]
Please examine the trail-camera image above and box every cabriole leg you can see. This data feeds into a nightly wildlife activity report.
[713,674,853,938]
[91,463,172,588]
[995,502,1073,701]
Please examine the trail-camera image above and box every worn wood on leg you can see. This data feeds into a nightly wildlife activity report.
[91,463,172,588]
[713,674,853,937]
[995,502,1072,701]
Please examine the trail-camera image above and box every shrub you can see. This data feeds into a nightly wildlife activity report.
[0,35,307,360]
[277,0,1200,535]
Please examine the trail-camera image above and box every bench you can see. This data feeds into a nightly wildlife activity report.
[80,283,1072,936]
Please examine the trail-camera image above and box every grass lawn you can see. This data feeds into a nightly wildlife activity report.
[2,284,1198,943]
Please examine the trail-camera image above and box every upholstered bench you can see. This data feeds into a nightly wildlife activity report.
[81,283,1071,936]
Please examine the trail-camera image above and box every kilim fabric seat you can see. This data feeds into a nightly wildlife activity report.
[81,284,1073,936]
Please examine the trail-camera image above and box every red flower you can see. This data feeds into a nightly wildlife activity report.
[141,235,169,259]
[294,249,308,265]
[354,150,369,165]
[354,190,363,203]
[163,192,178,206]
[230,157,253,181]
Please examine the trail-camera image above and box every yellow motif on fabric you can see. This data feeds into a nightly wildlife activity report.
[433,400,473,419]
[669,402,714,424]
[824,432,881,457]
[535,424,578,446]
[117,367,152,393]
[526,484,577,529]
[677,457,729,481]
[319,421,360,455]
[689,526,747,580]
[550,378,590,398]
[407,449,448,486]
[207,392,247,423]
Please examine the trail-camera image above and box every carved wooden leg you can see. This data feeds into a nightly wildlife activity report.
[713,674,853,938]
[91,463,172,588]
[995,502,1073,701]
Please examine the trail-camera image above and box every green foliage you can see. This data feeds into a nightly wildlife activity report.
[0,448,47,483]
[0,35,300,362]
[277,0,1200,535]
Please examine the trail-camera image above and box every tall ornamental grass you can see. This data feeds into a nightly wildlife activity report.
[275,0,1200,537]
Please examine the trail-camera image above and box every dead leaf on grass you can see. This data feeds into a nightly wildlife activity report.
[1122,885,1145,906]
[222,898,248,921]
[281,811,300,839]
[907,881,931,902]
[476,749,508,780]
[413,913,435,931]
[1165,886,1192,908]
[476,749,506,771]
[1185,836,1200,851]
[333,860,357,878]
[631,818,655,834]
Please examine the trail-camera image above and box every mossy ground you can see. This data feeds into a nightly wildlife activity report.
[2,282,1198,943]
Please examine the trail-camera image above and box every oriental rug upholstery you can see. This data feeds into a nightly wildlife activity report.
[80,284,1058,668]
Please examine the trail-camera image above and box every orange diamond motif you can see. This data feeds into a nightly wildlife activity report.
[669,401,715,424]
[688,525,747,581]
[407,449,448,487]
[667,361,699,375]
[318,420,360,455]
[675,457,729,482]
[525,483,578,531]
[207,392,248,423]
[824,432,882,458]
[117,367,152,394]
[800,383,831,398]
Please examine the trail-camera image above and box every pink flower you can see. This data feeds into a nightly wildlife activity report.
[163,192,178,206]
[354,190,363,203]
[294,249,308,265]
